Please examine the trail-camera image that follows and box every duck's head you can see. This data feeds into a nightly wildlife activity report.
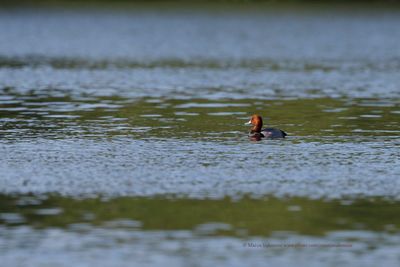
[245,114,263,132]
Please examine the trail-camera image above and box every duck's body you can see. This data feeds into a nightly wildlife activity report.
[251,127,287,138]
[246,114,286,139]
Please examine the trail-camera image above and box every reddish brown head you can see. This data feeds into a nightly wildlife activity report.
[246,114,263,133]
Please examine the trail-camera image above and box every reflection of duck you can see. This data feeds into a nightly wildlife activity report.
[245,114,287,140]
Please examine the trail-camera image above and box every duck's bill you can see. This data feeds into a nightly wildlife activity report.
[244,120,253,126]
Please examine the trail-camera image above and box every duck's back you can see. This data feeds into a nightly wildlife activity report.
[261,128,287,138]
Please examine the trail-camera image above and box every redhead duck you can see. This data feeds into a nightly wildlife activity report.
[245,114,287,139]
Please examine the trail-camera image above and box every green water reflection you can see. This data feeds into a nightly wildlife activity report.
[1,195,399,237]
[1,96,399,140]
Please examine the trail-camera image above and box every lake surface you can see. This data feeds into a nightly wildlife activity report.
[0,8,400,266]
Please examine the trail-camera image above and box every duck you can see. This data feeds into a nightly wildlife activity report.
[245,114,287,139]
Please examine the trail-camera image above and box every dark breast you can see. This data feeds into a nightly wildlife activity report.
[260,128,287,138]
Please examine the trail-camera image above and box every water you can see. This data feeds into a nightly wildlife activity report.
[0,8,400,266]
